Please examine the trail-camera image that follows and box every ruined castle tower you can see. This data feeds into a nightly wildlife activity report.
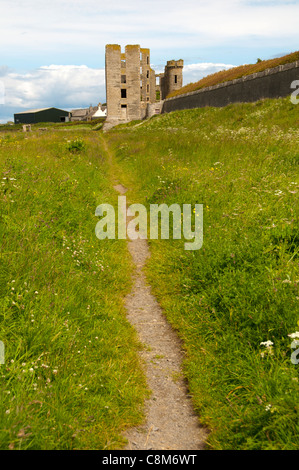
[105,44,183,126]
[159,60,184,100]
[105,44,157,125]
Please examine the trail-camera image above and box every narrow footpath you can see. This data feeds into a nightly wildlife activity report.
[101,135,208,450]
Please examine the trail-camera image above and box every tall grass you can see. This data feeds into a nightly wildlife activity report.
[107,97,299,449]
[0,128,147,449]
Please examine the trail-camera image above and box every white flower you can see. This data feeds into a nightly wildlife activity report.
[260,341,274,347]
[5,409,10,414]
[288,332,299,339]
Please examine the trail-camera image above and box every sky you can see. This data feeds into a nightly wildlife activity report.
[0,0,298,122]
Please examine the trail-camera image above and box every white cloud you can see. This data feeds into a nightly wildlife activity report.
[182,62,237,84]
[1,65,105,111]
[0,0,298,59]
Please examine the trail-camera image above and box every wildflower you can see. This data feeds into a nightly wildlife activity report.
[260,341,273,347]
[5,409,10,414]
[288,332,299,339]
[260,340,274,357]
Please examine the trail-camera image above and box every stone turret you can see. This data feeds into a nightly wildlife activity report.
[160,59,184,100]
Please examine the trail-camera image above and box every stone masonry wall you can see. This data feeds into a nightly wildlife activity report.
[125,45,141,121]
[105,45,121,121]
[162,61,299,113]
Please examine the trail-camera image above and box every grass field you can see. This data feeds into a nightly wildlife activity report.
[1,97,298,450]
[107,97,299,450]
[0,125,148,449]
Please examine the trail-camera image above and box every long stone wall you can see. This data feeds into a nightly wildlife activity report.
[162,61,299,113]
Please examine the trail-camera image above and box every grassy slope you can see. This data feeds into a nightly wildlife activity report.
[168,51,299,98]
[107,97,299,450]
[0,126,147,449]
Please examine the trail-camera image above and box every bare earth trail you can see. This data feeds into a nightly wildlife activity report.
[101,135,208,450]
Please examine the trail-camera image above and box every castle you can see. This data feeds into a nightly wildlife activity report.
[104,44,183,128]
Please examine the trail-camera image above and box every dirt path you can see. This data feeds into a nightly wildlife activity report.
[114,185,207,451]
[101,136,208,450]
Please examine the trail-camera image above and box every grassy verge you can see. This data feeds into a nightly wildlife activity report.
[0,126,147,449]
[106,97,299,450]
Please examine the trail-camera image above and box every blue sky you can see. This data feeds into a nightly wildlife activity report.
[0,0,298,122]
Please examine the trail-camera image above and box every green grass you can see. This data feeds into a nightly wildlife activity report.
[0,127,147,449]
[106,97,299,450]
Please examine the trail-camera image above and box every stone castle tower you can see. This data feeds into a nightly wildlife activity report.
[105,44,183,127]
[159,60,184,100]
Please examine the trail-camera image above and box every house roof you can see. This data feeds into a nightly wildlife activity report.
[93,108,107,117]
[15,107,68,114]
[71,109,89,117]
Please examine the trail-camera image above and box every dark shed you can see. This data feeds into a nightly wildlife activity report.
[14,107,70,124]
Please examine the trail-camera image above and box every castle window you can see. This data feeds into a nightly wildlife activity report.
[146,70,149,79]
[147,56,149,65]
[121,88,127,98]
[174,75,178,84]
[121,75,126,84]
[147,84,149,93]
